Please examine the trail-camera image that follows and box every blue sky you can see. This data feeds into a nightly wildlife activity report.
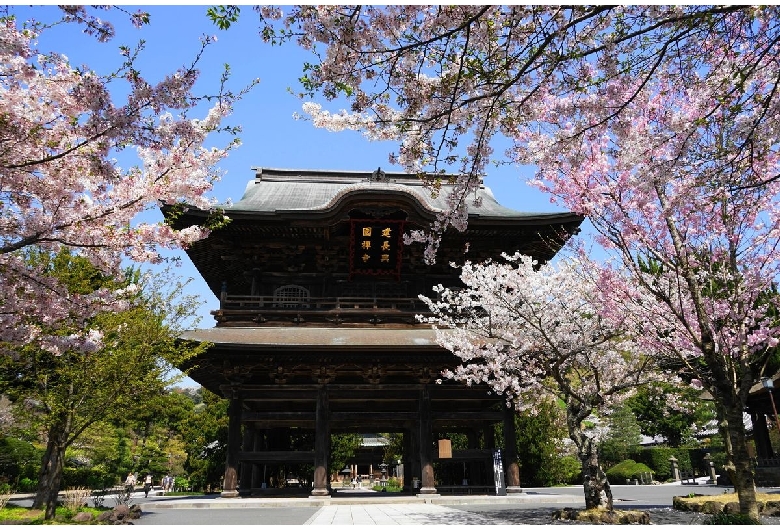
[13,5,574,331]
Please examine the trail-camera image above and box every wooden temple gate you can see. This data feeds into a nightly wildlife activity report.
[173,167,583,497]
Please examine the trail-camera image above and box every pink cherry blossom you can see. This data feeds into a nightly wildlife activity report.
[421,253,665,509]
[0,11,244,356]
[520,69,779,521]
[262,6,780,517]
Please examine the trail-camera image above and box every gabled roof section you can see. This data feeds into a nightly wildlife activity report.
[223,167,566,221]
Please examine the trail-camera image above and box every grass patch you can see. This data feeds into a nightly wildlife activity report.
[676,492,780,506]
[0,505,45,524]
[0,503,110,524]
[371,485,403,493]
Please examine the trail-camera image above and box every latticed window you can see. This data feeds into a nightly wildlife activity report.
[273,285,310,308]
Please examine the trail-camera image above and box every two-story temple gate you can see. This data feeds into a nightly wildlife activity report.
[173,167,583,497]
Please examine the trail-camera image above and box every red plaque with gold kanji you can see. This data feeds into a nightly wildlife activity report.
[349,219,405,279]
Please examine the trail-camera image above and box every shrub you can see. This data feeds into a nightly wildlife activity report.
[630,446,699,481]
[514,400,569,487]
[173,476,190,492]
[605,459,654,484]
[550,456,582,485]
[62,467,115,490]
[17,477,37,493]
[0,437,41,484]
[62,488,90,510]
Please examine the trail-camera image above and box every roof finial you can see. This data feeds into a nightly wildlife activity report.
[371,167,386,182]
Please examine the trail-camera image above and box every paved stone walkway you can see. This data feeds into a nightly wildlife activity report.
[304,503,499,525]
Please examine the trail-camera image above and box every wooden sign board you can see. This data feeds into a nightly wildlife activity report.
[438,438,452,459]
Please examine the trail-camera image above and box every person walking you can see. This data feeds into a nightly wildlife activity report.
[124,472,136,494]
[143,473,153,498]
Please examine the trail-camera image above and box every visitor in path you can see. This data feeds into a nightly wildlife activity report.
[124,472,136,494]
[143,473,153,498]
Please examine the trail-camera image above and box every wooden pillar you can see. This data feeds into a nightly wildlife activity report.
[311,385,331,496]
[502,401,522,494]
[221,387,242,497]
[752,412,773,460]
[239,424,254,495]
[418,386,438,495]
[403,428,414,491]
[250,430,265,489]
[466,430,479,486]
[484,423,496,449]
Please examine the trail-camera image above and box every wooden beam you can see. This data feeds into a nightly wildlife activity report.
[238,451,315,463]
[433,411,503,421]
[242,411,315,421]
[330,411,418,421]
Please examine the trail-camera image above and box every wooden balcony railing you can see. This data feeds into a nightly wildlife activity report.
[221,294,432,311]
[215,295,433,325]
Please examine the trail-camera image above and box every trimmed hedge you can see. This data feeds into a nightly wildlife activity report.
[605,459,655,484]
[629,446,711,481]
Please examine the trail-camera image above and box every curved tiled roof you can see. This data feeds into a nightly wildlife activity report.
[224,167,559,220]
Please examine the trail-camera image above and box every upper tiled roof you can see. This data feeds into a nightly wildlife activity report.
[223,167,563,220]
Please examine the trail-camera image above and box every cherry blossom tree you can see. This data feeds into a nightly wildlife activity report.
[420,254,661,510]
[247,6,780,519]
[0,7,250,357]
[249,5,779,255]
[2,251,207,519]
[519,67,780,519]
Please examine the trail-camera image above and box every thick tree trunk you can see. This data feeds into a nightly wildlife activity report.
[566,398,612,510]
[579,437,613,510]
[32,427,67,520]
[721,403,759,521]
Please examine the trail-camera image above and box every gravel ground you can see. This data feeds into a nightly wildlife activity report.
[458,506,780,525]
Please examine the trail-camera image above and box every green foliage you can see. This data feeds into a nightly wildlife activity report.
[703,512,761,525]
[554,456,583,486]
[380,432,404,465]
[514,400,574,486]
[2,250,209,517]
[17,477,37,493]
[0,504,109,524]
[626,382,715,446]
[0,436,41,485]
[61,467,115,489]
[605,459,654,484]
[600,404,643,467]
[173,475,190,491]
[372,477,403,492]
[629,446,706,481]
[206,5,241,30]
[179,388,228,492]
[330,433,363,475]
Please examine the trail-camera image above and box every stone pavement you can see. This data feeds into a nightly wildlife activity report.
[303,503,500,525]
[133,486,584,525]
[14,482,780,525]
[129,481,770,525]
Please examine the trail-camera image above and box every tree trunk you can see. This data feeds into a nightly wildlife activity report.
[721,403,759,521]
[579,436,613,510]
[566,398,612,510]
[32,425,68,520]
